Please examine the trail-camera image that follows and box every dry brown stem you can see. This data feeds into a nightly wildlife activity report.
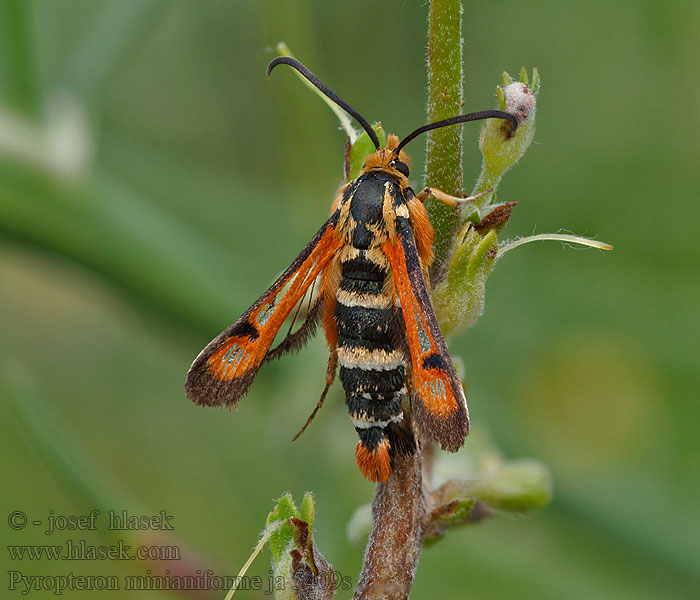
[353,448,428,600]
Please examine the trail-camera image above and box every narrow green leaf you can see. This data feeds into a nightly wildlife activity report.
[348,123,386,180]
[519,66,528,85]
[498,233,614,259]
[275,42,359,142]
[300,492,315,527]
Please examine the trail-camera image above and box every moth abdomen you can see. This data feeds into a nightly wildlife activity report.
[335,218,414,481]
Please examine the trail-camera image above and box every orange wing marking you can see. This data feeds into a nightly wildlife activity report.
[206,226,342,382]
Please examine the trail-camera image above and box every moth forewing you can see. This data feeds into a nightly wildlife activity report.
[184,213,342,408]
[383,210,469,452]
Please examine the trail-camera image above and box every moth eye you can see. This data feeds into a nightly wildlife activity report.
[393,160,410,177]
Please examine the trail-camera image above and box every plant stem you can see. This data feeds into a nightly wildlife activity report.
[353,450,426,600]
[354,3,463,597]
[424,0,464,285]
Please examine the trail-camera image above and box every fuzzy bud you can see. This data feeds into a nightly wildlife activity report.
[472,68,539,214]
[502,81,536,127]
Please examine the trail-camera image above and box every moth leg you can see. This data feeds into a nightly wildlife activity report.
[415,186,493,208]
[291,352,338,442]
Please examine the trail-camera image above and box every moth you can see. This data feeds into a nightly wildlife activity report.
[185,57,517,482]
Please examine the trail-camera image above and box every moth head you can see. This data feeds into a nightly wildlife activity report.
[386,135,411,177]
[362,135,411,180]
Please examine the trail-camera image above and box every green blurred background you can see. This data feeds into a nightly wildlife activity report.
[2,1,698,598]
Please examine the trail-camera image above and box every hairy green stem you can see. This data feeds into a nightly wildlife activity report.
[424,0,464,284]
[354,3,465,598]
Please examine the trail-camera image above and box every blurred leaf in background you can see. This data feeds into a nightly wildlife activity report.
[1,1,699,599]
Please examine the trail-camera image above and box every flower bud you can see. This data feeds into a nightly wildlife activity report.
[473,68,539,212]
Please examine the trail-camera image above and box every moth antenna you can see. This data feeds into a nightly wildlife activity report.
[395,110,518,155]
[267,56,380,150]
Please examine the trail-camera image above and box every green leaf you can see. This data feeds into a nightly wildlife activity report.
[348,123,386,180]
[263,493,334,600]
[300,491,315,528]
[275,42,359,143]
[266,493,299,562]
[467,460,553,514]
[433,227,499,336]
[519,66,529,85]
[431,496,476,525]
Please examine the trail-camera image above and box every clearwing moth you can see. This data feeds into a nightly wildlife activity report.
[185,57,518,482]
